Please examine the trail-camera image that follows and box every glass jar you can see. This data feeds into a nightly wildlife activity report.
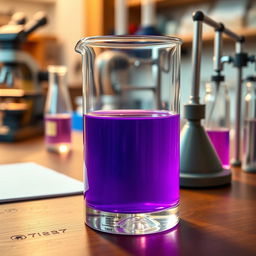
[204,81,230,169]
[75,35,182,235]
[44,65,72,154]
[242,76,256,172]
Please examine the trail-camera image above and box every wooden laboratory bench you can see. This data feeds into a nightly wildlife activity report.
[0,132,256,256]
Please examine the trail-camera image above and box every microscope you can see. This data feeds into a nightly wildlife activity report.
[0,12,48,141]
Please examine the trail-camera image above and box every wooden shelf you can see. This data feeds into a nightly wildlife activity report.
[85,0,256,42]
[8,0,56,3]
[22,34,59,69]
[128,0,214,8]
[175,27,256,45]
[127,0,256,45]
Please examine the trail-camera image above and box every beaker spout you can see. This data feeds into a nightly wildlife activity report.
[75,38,86,54]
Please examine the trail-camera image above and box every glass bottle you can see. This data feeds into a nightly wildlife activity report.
[44,65,72,153]
[242,76,256,172]
[204,81,230,169]
[76,35,182,235]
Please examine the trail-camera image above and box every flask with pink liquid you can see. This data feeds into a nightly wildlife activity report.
[204,82,230,169]
[44,66,72,154]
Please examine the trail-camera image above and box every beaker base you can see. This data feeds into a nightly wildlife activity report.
[85,204,179,235]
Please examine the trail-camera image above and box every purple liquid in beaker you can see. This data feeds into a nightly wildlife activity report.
[207,129,230,169]
[84,110,180,213]
[45,114,71,144]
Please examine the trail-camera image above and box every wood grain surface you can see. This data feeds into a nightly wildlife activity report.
[0,132,256,256]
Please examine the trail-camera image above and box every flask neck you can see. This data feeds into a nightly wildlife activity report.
[45,66,72,115]
[48,65,68,88]
[204,82,230,130]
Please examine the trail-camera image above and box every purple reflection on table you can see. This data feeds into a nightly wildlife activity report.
[100,224,179,256]
[206,129,230,169]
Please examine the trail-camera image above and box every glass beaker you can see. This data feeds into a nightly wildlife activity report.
[242,76,256,172]
[44,65,72,154]
[75,36,182,235]
[204,81,230,169]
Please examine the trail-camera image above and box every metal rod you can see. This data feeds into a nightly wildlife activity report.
[234,67,242,164]
[207,30,223,125]
[223,27,243,42]
[214,31,223,72]
[236,41,242,53]
[191,10,243,105]
[193,11,221,30]
[193,11,243,42]
[156,59,162,108]
[121,86,155,91]
[233,41,243,165]
[190,20,203,104]
[202,14,221,30]
[115,0,128,35]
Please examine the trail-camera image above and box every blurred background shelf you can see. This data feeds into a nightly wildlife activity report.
[86,0,256,44]
[1,0,256,112]
[3,0,56,3]
[127,0,215,8]
[23,35,59,69]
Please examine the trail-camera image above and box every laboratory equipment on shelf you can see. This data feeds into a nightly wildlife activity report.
[242,76,256,172]
[136,0,161,35]
[76,35,182,235]
[44,66,72,154]
[115,0,128,35]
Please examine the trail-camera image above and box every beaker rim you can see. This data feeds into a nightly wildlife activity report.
[75,35,182,50]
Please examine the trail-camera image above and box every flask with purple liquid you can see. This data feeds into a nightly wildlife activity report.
[204,82,230,169]
[75,36,182,235]
[44,66,72,154]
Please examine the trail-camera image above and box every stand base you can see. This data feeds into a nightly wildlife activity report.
[242,165,256,173]
[85,204,179,235]
[180,169,232,188]
[231,159,241,167]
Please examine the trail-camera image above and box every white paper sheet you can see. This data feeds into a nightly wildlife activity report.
[0,162,83,203]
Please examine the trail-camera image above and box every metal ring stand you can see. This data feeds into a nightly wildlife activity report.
[180,10,248,187]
